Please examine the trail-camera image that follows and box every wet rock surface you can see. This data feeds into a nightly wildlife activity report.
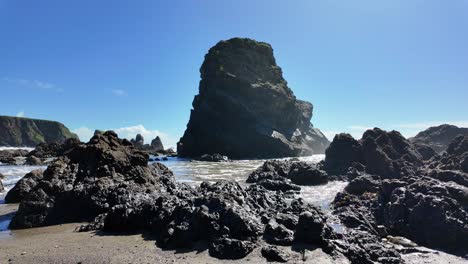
[177,37,329,159]
[197,153,229,162]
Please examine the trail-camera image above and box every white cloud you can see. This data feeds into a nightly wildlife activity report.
[16,111,25,117]
[3,77,61,92]
[72,127,94,142]
[73,124,177,150]
[112,89,127,96]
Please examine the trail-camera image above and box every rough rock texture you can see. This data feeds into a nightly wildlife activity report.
[5,169,44,203]
[429,135,468,173]
[410,124,468,153]
[27,138,81,159]
[177,38,329,159]
[0,115,78,147]
[327,129,468,256]
[150,136,164,152]
[0,149,29,164]
[8,130,407,263]
[246,160,329,192]
[9,131,166,228]
[324,128,422,179]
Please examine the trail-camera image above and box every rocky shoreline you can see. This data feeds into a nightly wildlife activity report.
[1,126,467,263]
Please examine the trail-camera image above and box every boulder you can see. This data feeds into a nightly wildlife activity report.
[177,38,329,159]
[261,245,289,262]
[198,153,229,162]
[209,238,255,259]
[25,155,42,165]
[410,124,468,153]
[289,162,328,185]
[0,149,29,164]
[247,160,328,187]
[5,169,44,203]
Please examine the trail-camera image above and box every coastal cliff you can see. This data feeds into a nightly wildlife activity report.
[0,115,78,147]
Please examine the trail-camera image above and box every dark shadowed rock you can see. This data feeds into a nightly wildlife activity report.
[324,128,423,179]
[0,115,78,147]
[261,245,289,262]
[150,136,164,152]
[209,238,255,259]
[177,38,329,159]
[289,162,328,185]
[0,149,29,164]
[5,169,44,203]
[198,153,229,162]
[27,138,81,159]
[25,155,42,165]
[430,135,468,173]
[324,133,364,175]
[412,142,438,160]
[410,124,468,153]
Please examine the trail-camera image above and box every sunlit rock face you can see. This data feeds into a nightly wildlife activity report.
[178,38,329,159]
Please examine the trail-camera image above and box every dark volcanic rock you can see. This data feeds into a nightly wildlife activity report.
[5,169,44,203]
[247,159,329,189]
[150,136,164,152]
[412,142,438,161]
[209,238,255,259]
[0,115,78,147]
[177,38,329,159]
[410,124,468,153]
[324,128,423,179]
[0,149,29,164]
[198,153,229,162]
[261,245,289,262]
[324,133,364,175]
[27,138,81,159]
[9,131,170,228]
[429,135,468,173]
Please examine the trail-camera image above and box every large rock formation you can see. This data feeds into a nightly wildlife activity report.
[150,136,164,152]
[0,116,78,147]
[410,124,468,153]
[177,38,329,159]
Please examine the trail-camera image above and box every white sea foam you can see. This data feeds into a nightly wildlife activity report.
[0,146,34,151]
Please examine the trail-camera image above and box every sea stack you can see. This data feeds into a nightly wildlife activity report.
[0,115,78,146]
[177,38,329,159]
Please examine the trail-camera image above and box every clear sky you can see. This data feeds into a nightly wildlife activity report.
[1,0,467,148]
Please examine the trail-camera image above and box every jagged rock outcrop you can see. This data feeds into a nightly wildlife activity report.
[410,124,468,153]
[177,38,329,159]
[327,128,468,255]
[26,138,81,159]
[150,136,164,152]
[0,115,78,147]
[324,128,423,179]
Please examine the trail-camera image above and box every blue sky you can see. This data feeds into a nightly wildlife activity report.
[1,1,467,148]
